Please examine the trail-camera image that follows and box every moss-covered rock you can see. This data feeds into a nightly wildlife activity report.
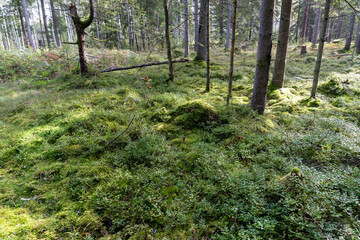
[171,100,219,129]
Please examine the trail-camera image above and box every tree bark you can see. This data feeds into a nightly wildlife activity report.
[69,0,94,76]
[205,0,210,92]
[300,0,309,54]
[40,0,51,48]
[311,0,331,98]
[184,0,189,57]
[17,5,29,47]
[311,6,321,44]
[163,0,174,81]
[272,0,292,88]
[197,0,209,60]
[194,0,199,51]
[21,0,35,49]
[49,0,61,47]
[227,0,237,104]
[251,0,275,114]
[344,12,355,50]
[356,22,360,54]
[36,0,45,47]
[225,0,231,49]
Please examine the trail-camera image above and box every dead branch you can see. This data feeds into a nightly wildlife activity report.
[106,115,135,147]
[100,58,190,73]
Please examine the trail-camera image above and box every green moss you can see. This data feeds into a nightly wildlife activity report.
[171,100,219,129]
[319,77,347,96]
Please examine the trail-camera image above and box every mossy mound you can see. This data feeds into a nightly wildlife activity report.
[319,77,347,96]
[171,100,219,129]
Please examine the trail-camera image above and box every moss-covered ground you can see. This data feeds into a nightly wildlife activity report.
[1,42,360,239]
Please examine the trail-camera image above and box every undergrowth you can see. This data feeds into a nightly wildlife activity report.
[0,41,360,239]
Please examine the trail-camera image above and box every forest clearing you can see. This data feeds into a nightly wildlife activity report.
[1,0,360,238]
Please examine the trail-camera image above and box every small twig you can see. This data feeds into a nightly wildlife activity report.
[106,115,135,147]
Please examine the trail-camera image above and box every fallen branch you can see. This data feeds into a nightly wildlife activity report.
[101,58,190,73]
[106,115,135,147]
[331,54,352,57]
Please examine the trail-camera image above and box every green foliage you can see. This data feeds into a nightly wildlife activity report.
[319,75,348,96]
[0,45,360,239]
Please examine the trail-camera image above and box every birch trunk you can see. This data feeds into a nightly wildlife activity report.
[22,0,35,49]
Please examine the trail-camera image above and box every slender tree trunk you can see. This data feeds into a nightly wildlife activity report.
[69,0,94,76]
[300,0,309,54]
[17,6,29,47]
[295,4,300,43]
[3,19,11,49]
[337,15,343,39]
[248,18,253,41]
[163,0,174,81]
[219,0,224,44]
[344,13,355,50]
[328,19,334,43]
[250,0,275,114]
[307,5,314,42]
[22,0,35,49]
[205,0,210,92]
[356,22,360,54]
[40,0,51,48]
[184,0,189,57]
[36,0,45,47]
[225,0,231,49]
[311,0,330,98]
[272,0,292,88]
[30,9,39,48]
[194,0,199,51]
[197,0,209,60]
[49,0,61,47]
[94,0,100,39]
[227,0,237,104]
[311,7,321,44]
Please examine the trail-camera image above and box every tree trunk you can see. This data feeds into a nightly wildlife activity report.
[311,7,321,44]
[194,0,199,51]
[344,13,355,50]
[227,0,237,104]
[69,0,94,76]
[311,0,330,98]
[219,0,224,44]
[17,5,29,47]
[197,0,209,60]
[30,9,39,49]
[205,0,210,92]
[272,0,292,88]
[225,0,231,49]
[251,0,275,114]
[40,0,51,48]
[184,0,189,57]
[337,16,344,39]
[300,0,309,54]
[22,0,35,49]
[356,22,360,54]
[163,0,174,81]
[36,0,45,47]
[295,3,300,43]
[49,0,61,47]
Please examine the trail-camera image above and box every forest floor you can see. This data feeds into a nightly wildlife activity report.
[0,42,360,239]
